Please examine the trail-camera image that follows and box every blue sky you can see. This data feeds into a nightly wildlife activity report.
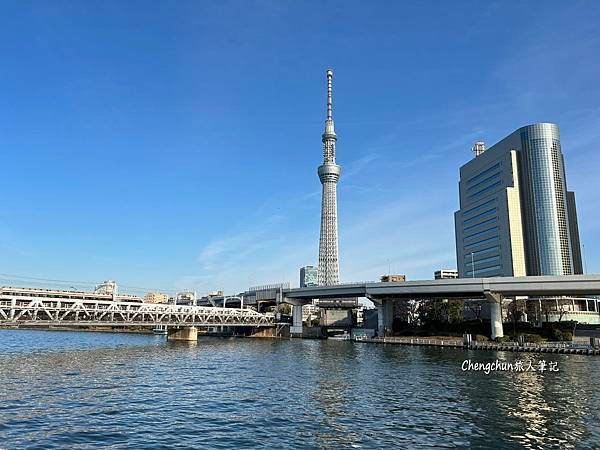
[1,1,599,295]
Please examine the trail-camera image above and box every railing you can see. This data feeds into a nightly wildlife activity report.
[246,282,290,292]
[0,295,275,328]
[372,336,463,347]
[367,336,599,353]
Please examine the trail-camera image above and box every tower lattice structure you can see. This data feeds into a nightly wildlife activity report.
[317,69,341,286]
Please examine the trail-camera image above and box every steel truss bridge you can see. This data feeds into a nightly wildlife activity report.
[0,295,275,328]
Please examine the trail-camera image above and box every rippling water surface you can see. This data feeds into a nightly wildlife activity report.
[0,329,599,449]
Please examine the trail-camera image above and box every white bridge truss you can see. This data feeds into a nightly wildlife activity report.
[0,295,275,328]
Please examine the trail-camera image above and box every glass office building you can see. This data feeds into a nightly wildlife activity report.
[454,123,583,278]
[300,265,319,288]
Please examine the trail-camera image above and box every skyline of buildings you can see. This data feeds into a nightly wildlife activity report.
[454,123,583,279]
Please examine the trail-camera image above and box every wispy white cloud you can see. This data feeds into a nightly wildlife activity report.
[343,153,379,179]
[176,212,315,293]
[339,188,457,281]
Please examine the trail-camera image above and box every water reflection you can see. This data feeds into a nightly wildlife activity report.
[457,351,599,449]
[0,330,598,449]
[311,341,362,448]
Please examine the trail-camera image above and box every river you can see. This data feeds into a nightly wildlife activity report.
[0,329,598,449]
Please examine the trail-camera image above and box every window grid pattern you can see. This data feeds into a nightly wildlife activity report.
[550,141,572,274]
[519,124,572,276]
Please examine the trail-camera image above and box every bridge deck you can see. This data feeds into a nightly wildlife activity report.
[283,275,600,301]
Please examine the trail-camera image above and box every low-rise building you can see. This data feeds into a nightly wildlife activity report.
[94,280,117,295]
[144,292,169,304]
[435,269,458,280]
[380,274,406,282]
[302,302,320,325]
[356,304,365,326]
[176,291,196,305]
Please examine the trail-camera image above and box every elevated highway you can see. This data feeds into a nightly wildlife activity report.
[282,275,600,338]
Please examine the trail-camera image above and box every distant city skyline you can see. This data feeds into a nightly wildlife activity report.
[1,1,600,295]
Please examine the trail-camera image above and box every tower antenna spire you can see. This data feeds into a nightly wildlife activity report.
[326,69,333,120]
[322,69,336,148]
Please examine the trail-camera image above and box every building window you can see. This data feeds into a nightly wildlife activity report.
[464,226,498,241]
[464,236,500,252]
[465,265,502,277]
[463,207,497,226]
[468,179,502,199]
[467,162,501,184]
[464,216,497,232]
[463,199,496,218]
[466,255,501,267]
[464,246,500,259]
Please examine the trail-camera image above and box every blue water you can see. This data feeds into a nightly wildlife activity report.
[0,329,599,449]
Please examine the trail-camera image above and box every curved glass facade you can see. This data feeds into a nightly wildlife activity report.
[519,124,572,275]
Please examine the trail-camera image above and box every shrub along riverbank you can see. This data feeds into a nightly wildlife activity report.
[391,319,582,342]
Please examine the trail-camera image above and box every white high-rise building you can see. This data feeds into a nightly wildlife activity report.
[317,69,341,286]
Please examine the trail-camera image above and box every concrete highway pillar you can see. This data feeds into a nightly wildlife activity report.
[377,299,394,337]
[485,292,504,340]
[291,304,303,337]
[167,326,198,341]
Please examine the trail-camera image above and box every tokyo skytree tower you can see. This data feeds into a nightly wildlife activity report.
[317,69,341,286]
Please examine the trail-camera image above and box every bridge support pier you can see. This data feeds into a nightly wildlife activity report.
[376,299,394,337]
[167,326,198,341]
[485,292,504,340]
[291,304,303,337]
